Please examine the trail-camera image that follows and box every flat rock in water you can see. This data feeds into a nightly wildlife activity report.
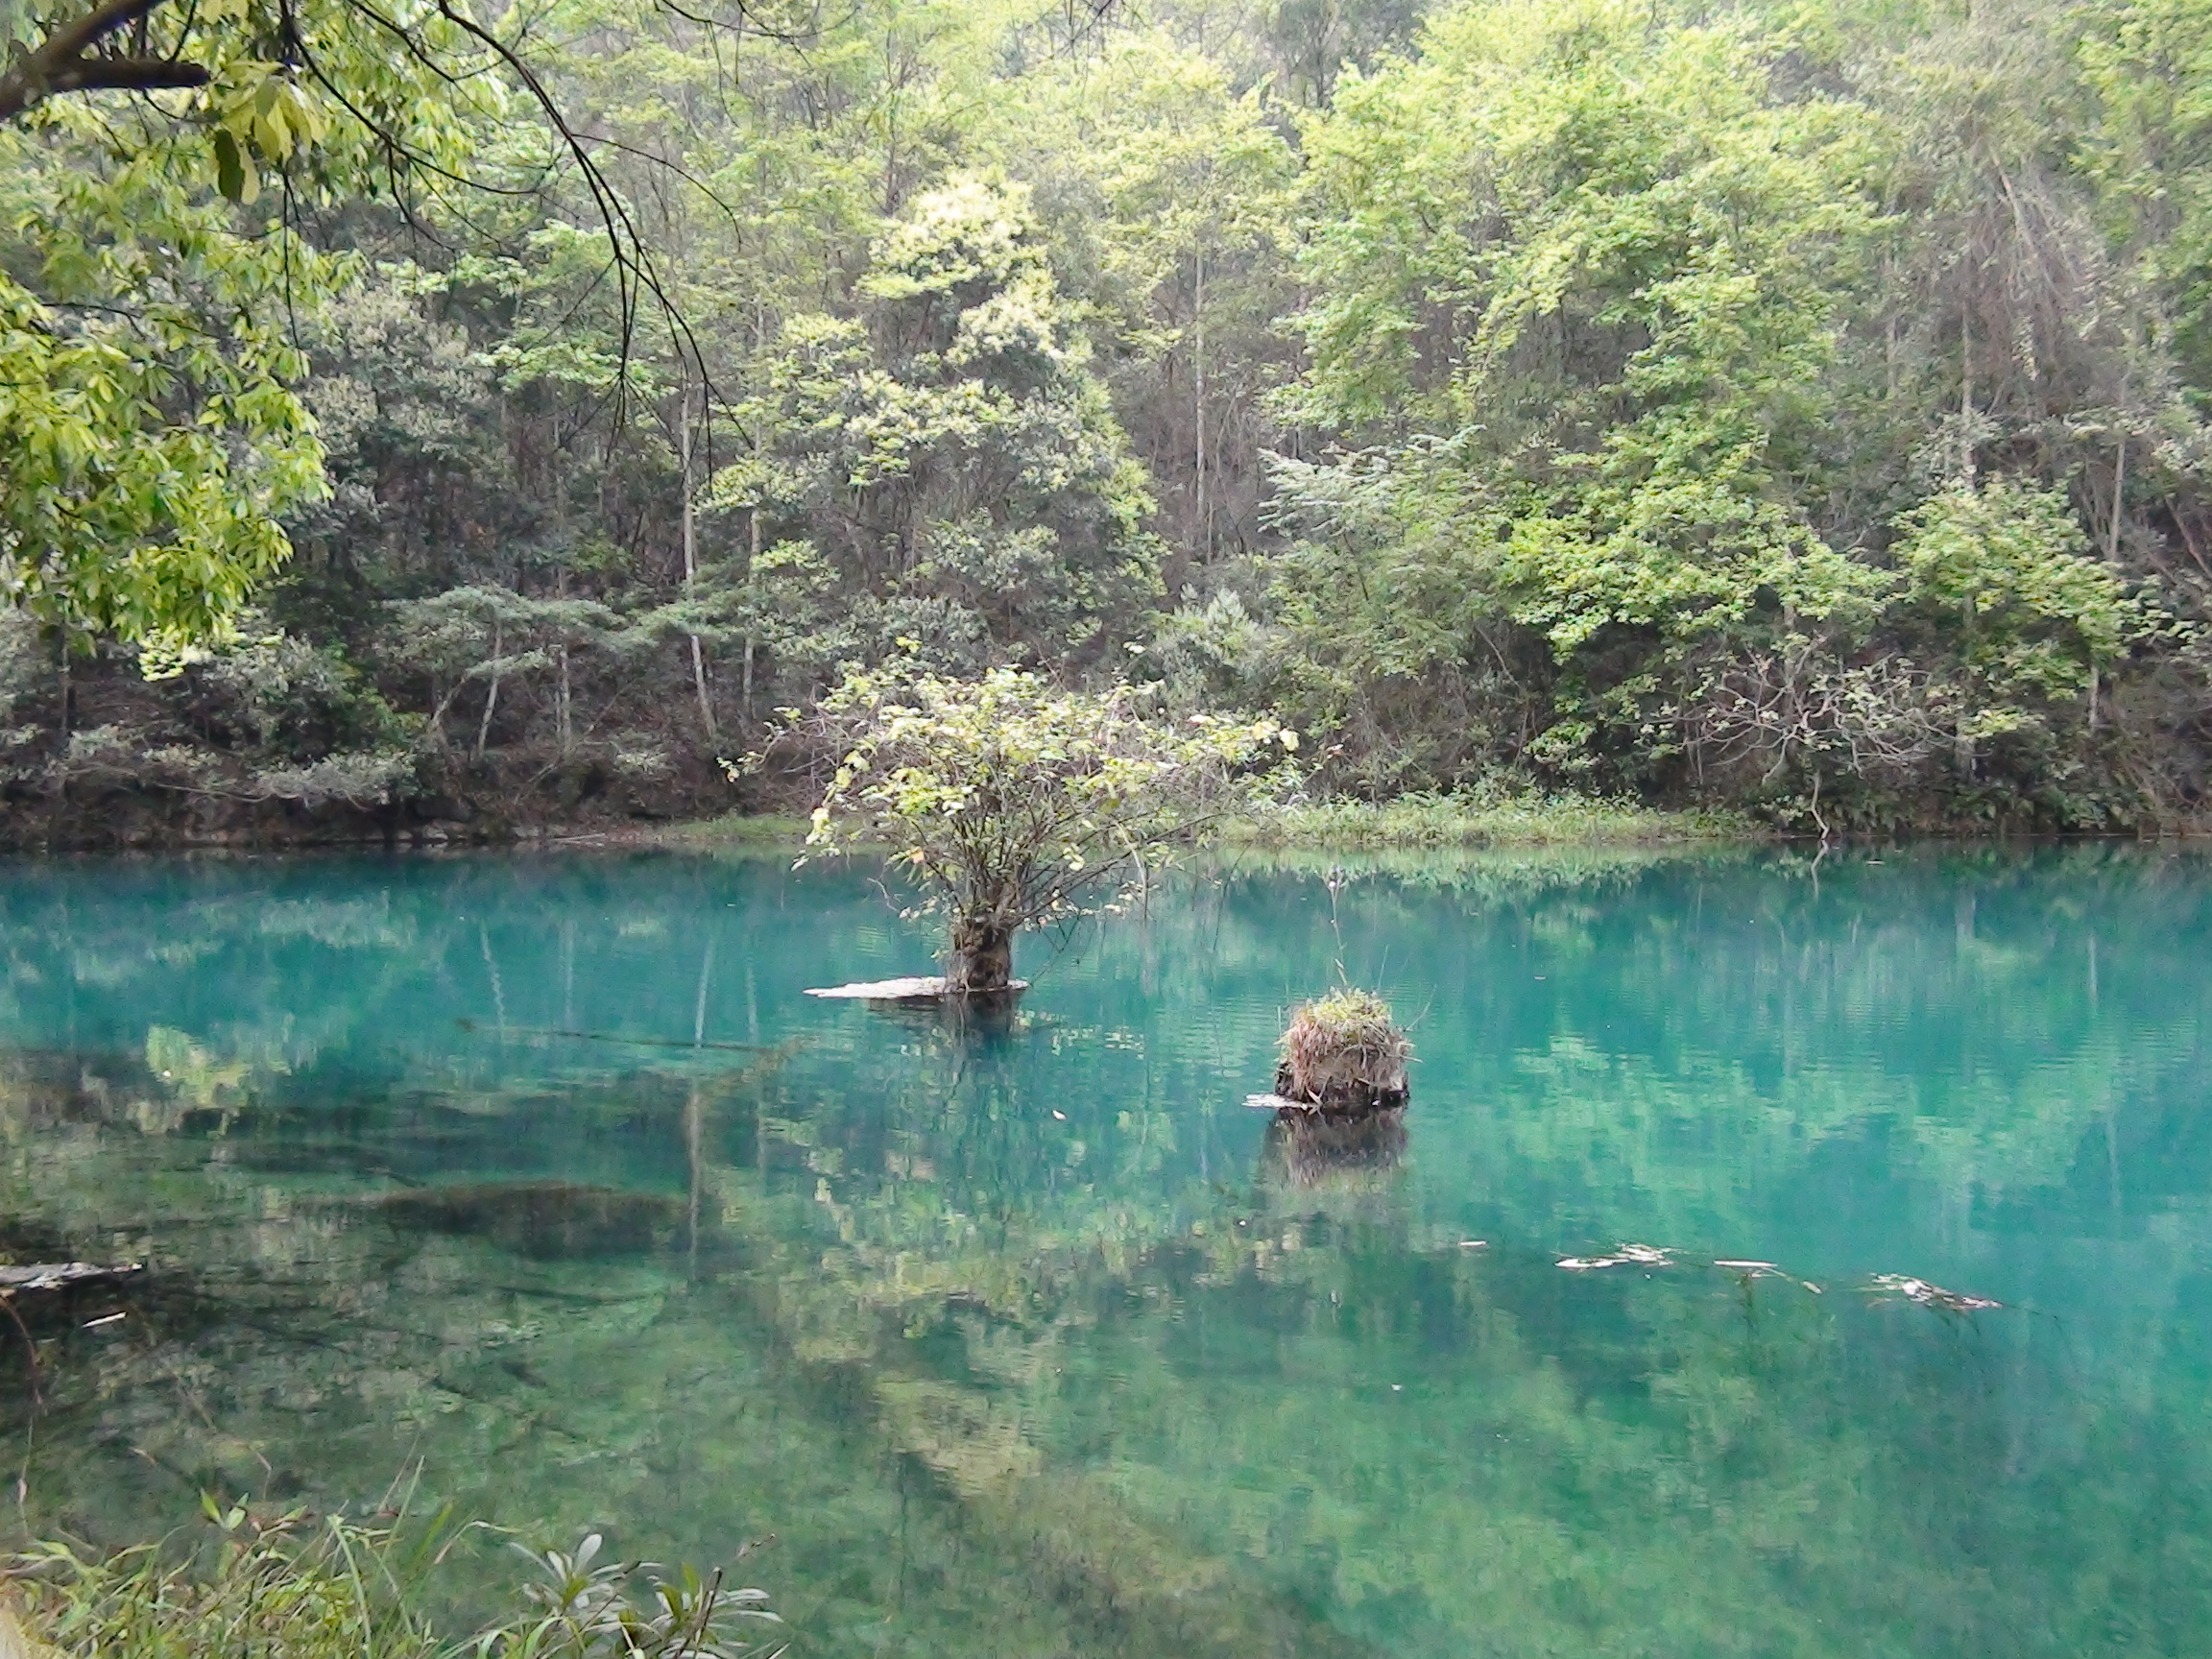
[0,1261,144,1293]
[805,976,1028,1001]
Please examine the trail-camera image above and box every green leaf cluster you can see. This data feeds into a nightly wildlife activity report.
[790,663,1297,942]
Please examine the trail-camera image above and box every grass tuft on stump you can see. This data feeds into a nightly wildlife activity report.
[1275,989,1411,1112]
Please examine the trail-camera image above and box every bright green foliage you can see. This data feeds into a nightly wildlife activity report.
[976,29,1301,569]
[789,665,1296,984]
[1278,0,1898,771]
[0,123,332,661]
[0,0,528,659]
[1894,478,2150,702]
[733,177,1164,678]
[1230,0,2212,824]
[10,0,2212,835]
[2081,0,2212,387]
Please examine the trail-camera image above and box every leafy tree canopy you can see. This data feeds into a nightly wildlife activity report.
[784,663,1296,989]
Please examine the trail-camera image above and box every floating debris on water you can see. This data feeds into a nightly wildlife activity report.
[1869,1273,2002,1312]
[1547,1246,1826,1294]
[1557,1243,1673,1270]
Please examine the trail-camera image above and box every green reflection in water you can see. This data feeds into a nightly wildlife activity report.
[0,844,2207,1656]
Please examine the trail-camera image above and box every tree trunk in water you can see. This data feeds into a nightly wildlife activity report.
[948,916,1014,994]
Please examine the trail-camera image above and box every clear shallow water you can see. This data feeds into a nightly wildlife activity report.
[1,843,2209,1655]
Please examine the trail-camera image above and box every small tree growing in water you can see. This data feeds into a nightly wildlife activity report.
[790,666,1297,993]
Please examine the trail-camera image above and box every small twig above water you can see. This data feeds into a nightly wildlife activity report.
[0,1292,42,1409]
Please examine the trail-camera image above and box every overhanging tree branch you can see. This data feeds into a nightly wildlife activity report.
[0,0,208,124]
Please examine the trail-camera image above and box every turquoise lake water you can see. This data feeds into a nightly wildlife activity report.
[1,842,2208,1656]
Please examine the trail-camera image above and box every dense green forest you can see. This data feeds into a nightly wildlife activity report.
[4,0,2212,840]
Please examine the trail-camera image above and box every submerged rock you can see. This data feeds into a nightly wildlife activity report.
[371,1182,683,1261]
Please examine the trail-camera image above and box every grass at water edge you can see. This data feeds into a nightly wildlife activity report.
[1218,791,1756,850]
[663,796,1754,856]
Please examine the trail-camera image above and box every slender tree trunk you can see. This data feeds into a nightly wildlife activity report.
[1960,308,1976,483]
[1958,598,1977,780]
[681,383,717,744]
[690,635,714,743]
[2109,433,2127,563]
[476,617,502,759]
[742,496,761,733]
[557,642,572,756]
[1193,245,1208,562]
[554,471,574,757]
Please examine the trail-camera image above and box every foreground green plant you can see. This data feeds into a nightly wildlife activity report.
[472,1533,781,1659]
[5,1501,782,1659]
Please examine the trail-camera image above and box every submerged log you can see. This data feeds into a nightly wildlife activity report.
[0,1261,145,1294]
[371,1183,682,1261]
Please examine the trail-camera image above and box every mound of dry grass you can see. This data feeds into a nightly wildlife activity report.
[1275,988,1411,1111]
